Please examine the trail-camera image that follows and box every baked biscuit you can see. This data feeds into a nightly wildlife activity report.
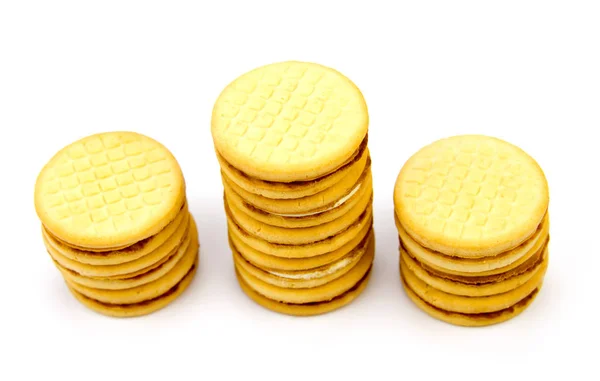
[236,236,374,316]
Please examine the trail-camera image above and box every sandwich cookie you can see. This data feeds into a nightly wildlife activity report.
[236,235,375,316]
[34,131,199,317]
[228,220,373,272]
[222,156,372,229]
[234,229,375,289]
[211,61,375,315]
[394,135,550,327]
[216,136,370,200]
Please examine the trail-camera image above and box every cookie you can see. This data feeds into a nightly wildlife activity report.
[56,218,197,291]
[418,237,549,285]
[228,221,374,272]
[236,267,371,317]
[235,235,374,316]
[233,229,374,289]
[225,183,373,245]
[396,212,550,274]
[394,134,549,257]
[65,226,199,305]
[44,211,191,278]
[216,136,369,200]
[68,257,198,318]
[211,61,369,182]
[35,131,186,250]
[401,253,546,315]
[400,243,548,297]
[226,201,373,258]
[221,153,370,216]
[42,202,189,266]
[401,278,542,327]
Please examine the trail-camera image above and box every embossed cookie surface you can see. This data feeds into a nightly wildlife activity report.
[35,132,186,249]
[394,135,549,257]
[211,61,369,182]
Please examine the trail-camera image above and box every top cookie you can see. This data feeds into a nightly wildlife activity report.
[394,135,549,257]
[34,132,186,250]
[211,61,369,182]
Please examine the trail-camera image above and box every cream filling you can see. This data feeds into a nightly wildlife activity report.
[267,257,354,280]
[265,246,366,280]
[270,182,362,218]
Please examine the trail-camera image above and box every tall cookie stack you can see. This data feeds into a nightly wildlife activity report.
[211,61,375,316]
[34,131,199,318]
[394,135,550,327]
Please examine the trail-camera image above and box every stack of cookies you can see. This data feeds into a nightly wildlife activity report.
[34,131,199,318]
[394,135,550,327]
[211,61,375,316]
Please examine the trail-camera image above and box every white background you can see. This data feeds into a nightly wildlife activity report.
[1,1,598,380]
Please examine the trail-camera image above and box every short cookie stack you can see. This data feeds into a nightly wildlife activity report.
[211,61,375,316]
[394,135,550,327]
[34,131,199,318]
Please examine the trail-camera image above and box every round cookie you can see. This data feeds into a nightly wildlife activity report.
[211,61,369,182]
[236,238,373,304]
[415,234,549,280]
[394,135,549,257]
[226,202,373,258]
[396,212,549,273]
[34,131,186,249]
[400,244,548,297]
[68,257,198,318]
[400,251,548,314]
[226,184,373,245]
[65,229,199,305]
[401,277,542,327]
[221,153,369,216]
[224,164,372,229]
[228,221,373,271]
[233,230,374,289]
[45,212,191,278]
[56,218,197,290]
[236,267,371,317]
[216,137,369,200]
[42,203,189,266]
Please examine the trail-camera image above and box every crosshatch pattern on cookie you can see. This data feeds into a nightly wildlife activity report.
[212,62,368,166]
[36,133,183,236]
[396,136,548,243]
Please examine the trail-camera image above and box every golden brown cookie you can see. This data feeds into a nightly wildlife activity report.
[221,153,369,216]
[237,267,371,317]
[223,163,372,229]
[42,202,189,266]
[66,229,199,305]
[400,247,548,314]
[211,61,369,182]
[401,277,542,327]
[400,243,548,297]
[396,212,549,274]
[226,184,372,245]
[35,131,186,250]
[228,221,373,271]
[56,218,198,290]
[44,212,191,278]
[216,137,369,199]
[226,202,373,258]
[394,134,549,257]
[68,257,198,318]
[233,229,374,289]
